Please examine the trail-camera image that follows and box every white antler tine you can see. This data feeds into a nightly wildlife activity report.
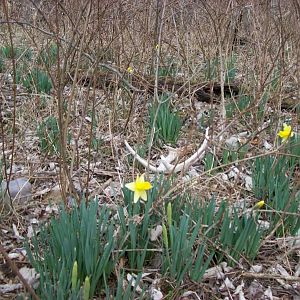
[164,148,180,164]
[172,127,210,173]
[157,159,174,173]
[124,140,161,172]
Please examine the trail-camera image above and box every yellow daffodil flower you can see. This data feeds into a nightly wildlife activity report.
[254,200,265,209]
[125,174,152,203]
[278,123,294,142]
[127,66,134,74]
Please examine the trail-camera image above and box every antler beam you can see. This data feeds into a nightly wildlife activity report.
[124,127,209,174]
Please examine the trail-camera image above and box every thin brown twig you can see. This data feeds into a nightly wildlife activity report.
[2,0,18,208]
[0,242,40,300]
[241,271,300,282]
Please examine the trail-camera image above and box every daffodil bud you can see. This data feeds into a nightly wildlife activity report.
[71,261,78,291]
[167,202,172,227]
[127,66,133,74]
[162,223,168,249]
[83,276,90,300]
[254,200,265,209]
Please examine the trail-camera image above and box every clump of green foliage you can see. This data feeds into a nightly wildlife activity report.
[204,54,237,83]
[252,136,300,236]
[25,186,268,298]
[149,94,182,145]
[1,45,22,59]
[23,68,52,94]
[37,43,58,67]
[26,202,119,299]
[226,94,252,118]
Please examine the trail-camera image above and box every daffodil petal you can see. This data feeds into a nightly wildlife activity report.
[140,190,148,201]
[285,125,291,132]
[137,174,144,183]
[125,182,136,191]
[134,190,143,203]
[278,131,287,138]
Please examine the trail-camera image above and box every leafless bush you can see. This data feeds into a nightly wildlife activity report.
[1,0,299,204]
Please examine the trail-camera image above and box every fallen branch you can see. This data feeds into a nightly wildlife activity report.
[242,271,300,282]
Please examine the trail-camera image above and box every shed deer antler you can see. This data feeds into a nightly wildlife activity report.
[124,127,209,174]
